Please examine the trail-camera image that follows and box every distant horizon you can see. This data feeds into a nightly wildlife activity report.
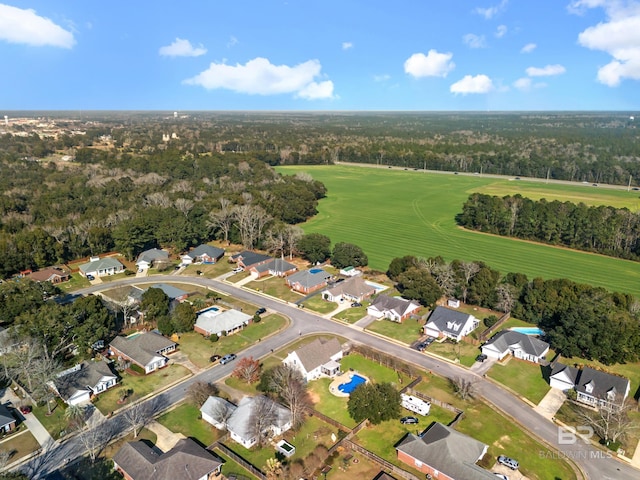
[2,109,639,114]
[2,1,640,110]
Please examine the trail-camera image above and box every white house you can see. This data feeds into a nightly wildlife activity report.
[550,364,630,411]
[181,244,225,265]
[481,330,549,363]
[283,337,343,382]
[194,308,252,337]
[322,276,376,303]
[79,256,125,278]
[135,248,169,271]
[549,363,579,391]
[424,306,479,341]
[367,295,420,322]
[50,361,118,406]
[201,396,292,449]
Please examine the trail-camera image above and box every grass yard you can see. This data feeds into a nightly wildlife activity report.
[214,448,260,480]
[157,402,222,446]
[276,165,640,297]
[93,364,191,415]
[427,339,480,367]
[58,272,91,291]
[0,430,40,464]
[33,402,68,439]
[365,318,424,345]
[175,332,220,369]
[487,358,551,404]
[333,305,367,323]
[309,378,356,428]
[245,276,302,302]
[180,260,230,278]
[325,451,384,479]
[212,314,288,356]
[301,295,338,314]
[412,373,468,410]
[340,353,411,385]
[458,400,576,480]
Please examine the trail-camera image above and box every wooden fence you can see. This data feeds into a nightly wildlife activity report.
[308,408,351,433]
[478,312,510,343]
[342,440,421,480]
[402,386,463,415]
[214,442,266,480]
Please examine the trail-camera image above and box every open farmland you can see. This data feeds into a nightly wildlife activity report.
[276,165,640,297]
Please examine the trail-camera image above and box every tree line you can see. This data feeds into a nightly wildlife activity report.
[456,193,640,261]
[387,255,640,365]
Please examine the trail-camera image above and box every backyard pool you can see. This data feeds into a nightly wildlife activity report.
[510,327,544,336]
[310,268,323,274]
[365,280,388,293]
[338,374,367,394]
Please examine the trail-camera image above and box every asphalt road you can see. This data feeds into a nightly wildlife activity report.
[24,275,640,480]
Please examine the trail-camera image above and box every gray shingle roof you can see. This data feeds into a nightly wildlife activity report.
[110,332,176,367]
[287,269,332,289]
[369,294,419,317]
[484,330,549,357]
[426,306,476,336]
[231,250,272,267]
[396,423,495,480]
[550,362,579,384]
[292,337,342,373]
[0,404,15,428]
[575,367,630,403]
[195,309,252,335]
[187,244,225,260]
[113,438,223,480]
[79,257,124,274]
[325,276,375,299]
[136,248,169,264]
[53,361,117,401]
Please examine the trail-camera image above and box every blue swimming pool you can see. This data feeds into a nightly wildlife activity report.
[510,327,544,336]
[310,268,323,274]
[338,374,367,394]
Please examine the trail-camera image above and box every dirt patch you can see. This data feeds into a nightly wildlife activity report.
[309,390,321,404]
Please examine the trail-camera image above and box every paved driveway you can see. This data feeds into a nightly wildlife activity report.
[534,387,566,420]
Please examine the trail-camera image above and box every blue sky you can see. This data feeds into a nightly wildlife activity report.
[1,0,640,110]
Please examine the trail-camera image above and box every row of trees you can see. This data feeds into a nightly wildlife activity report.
[388,255,640,364]
[457,193,640,260]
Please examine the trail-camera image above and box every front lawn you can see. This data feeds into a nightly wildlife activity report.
[157,402,222,446]
[33,401,68,439]
[365,318,424,345]
[245,276,302,302]
[301,295,337,314]
[58,273,91,291]
[93,364,191,415]
[487,358,551,404]
[427,339,480,367]
[333,306,367,323]
[0,430,40,464]
[181,261,230,278]
[175,332,220,369]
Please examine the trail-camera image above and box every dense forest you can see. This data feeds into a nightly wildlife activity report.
[387,255,640,365]
[457,193,640,260]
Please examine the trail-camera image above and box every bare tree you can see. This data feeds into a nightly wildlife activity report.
[578,400,639,445]
[106,286,139,326]
[32,355,62,415]
[207,198,235,244]
[144,192,171,208]
[265,223,287,259]
[459,262,480,303]
[187,381,219,407]
[0,449,13,469]
[495,283,517,313]
[174,198,194,218]
[78,417,113,464]
[432,264,458,298]
[122,402,152,438]
[284,224,303,260]
[234,204,272,250]
[268,364,311,429]
[247,396,278,447]
[12,338,45,393]
[211,398,235,427]
[451,377,476,400]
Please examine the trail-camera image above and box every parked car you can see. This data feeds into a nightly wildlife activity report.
[86,275,95,281]
[400,416,419,424]
[497,455,519,470]
[255,307,267,315]
[416,342,428,352]
[210,354,221,363]
[351,302,362,307]
[494,474,509,480]
[19,405,32,414]
[476,353,488,362]
[220,353,237,365]
[424,336,436,346]
[232,267,243,274]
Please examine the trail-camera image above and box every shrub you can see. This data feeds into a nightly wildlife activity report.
[253,313,261,323]
[483,315,498,328]
[209,333,219,343]
[129,364,145,375]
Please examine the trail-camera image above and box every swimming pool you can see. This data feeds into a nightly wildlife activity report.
[338,374,367,394]
[365,280,388,293]
[310,268,323,274]
[199,306,220,314]
[510,327,544,336]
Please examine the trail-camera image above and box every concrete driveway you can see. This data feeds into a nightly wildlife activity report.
[470,357,496,376]
[534,387,566,420]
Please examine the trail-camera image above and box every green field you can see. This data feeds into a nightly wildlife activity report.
[276,165,640,297]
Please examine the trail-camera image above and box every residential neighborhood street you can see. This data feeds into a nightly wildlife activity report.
[18,274,640,480]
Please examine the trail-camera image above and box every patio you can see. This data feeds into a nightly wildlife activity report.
[329,371,370,398]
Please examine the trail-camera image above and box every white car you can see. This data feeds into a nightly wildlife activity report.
[494,474,509,480]
[232,267,243,274]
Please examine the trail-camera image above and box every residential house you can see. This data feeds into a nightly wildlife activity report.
[109,332,177,374]
[396,422,495,480]
[201,395,292,449]
[0,404,16,434]
[50,361,118,406]
[367,295,420,322]
[286,269,333,294]
[79,256,125,278]
[424,306,479,342]
[372,473,398,480]
[481,330,549,363]
[282,337,343,382]
[113,437,223,480]
[135,248,169,271]
[322,276,376,303]
[128,284,190,303]
[230,250,272,270]
[181,244,225,265]
[249,258,297,278]
[194,308,252,337]
[25,267,70,284]
[550,364,630,410]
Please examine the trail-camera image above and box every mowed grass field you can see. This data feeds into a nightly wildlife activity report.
[276,165,640,297]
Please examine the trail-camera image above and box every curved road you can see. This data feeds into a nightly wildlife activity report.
[24,275,639,479]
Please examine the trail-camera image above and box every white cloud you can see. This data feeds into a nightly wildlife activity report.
[495,25,508,38]
[404,50,455,78]
[0,4,75,48]
[342,41,353,50]
[183,57,335,99]
[513,77,547,91]
[463,33,487,48]
[227,36,238,48]
[373,74,391,82]
[525,64,566,76]
[450,74,494,94]
[474,0,509,19]
[571,0,640,86]
[521,42,537,53]
[159,38,207,57]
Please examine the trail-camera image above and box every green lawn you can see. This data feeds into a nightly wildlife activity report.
[212,314,288,356]
[93,364,191,415]
[33,401,68,439]
[427,339,480,367]
[245,276,302,302]
[214,448,260,480]
[487,358,551,404]
[0,430,40,464]
[58,272,91,291]
[340,353,411,385]
[180,259,230,278]
[309,378,356,428]
[157,403,222,446]
[276,165,640,297]
[365,318,424,345]
[176,332,220,369]
[333,305,367,323]
[301,295,337,314]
